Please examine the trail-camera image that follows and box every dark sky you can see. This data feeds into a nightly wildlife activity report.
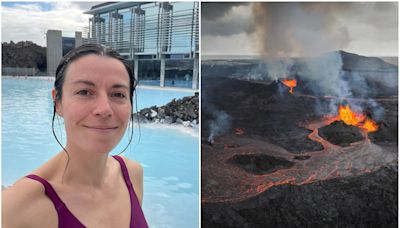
[202,2,398,57]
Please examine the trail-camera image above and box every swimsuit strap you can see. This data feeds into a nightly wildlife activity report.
[25,174,86,228]
[112,155,149,228]
[25,174,65,210]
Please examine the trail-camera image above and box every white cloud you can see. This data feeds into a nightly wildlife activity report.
[13,3,43,12]
[202,33,254,56]
[1,2,93,46]
[202,4,254,56]
[71,2,103,11]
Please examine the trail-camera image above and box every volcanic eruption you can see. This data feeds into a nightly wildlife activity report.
[329,104,379,133]
[202,2,397,227]
[202,53,397,226]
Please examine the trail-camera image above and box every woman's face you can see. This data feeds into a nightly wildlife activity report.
[53,54,131,154]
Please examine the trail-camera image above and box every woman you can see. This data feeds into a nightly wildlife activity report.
[2,44,148,228]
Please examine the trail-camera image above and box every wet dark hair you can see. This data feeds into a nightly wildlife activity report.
[54,43,136,103]
[52,44,136,172]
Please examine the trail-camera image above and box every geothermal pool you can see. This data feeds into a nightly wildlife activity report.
[2,77,199,228]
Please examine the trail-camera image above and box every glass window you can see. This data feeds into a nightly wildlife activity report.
[138,59,161,86]
[165,59,193,88]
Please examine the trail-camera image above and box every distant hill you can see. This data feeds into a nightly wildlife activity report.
[338,50,397,72]
[202,50,398,79]
[379,57,398,66]
[2,41,46,71]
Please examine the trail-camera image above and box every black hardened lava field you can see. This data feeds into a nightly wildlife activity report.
[201,51,398,227]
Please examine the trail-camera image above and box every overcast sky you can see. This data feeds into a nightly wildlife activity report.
[2,2,101,46]
[2,2,398,57]
[202,2,398,57]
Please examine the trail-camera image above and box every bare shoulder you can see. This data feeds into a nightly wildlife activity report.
[2,177,57,228]
[118,156,144,205]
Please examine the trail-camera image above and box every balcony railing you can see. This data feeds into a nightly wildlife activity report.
[82,2,199,59]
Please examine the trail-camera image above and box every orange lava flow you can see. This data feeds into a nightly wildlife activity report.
[202,116,392,204]
[281,79,297,94]
[331,105,379,133]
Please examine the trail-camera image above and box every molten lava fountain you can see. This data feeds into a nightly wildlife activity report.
[329,104,379,133]
[281,79,297,94]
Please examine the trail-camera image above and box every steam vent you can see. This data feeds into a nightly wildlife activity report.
[201,51,398,227]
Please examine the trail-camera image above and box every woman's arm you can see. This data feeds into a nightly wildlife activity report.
[2,179,57,228]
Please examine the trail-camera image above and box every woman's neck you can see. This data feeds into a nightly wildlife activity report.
[56,145,111,188]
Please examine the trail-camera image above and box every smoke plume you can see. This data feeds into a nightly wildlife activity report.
[304,52,350,98]
[249,2,351,57]
[207,109,232,143]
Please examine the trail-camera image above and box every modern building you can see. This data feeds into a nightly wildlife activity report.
[46,30,82,76]
[82,2,199,89]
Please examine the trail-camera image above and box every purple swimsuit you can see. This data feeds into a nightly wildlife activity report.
[26,155,148,228]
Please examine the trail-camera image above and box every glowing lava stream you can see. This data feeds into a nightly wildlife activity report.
[203,117,396,204]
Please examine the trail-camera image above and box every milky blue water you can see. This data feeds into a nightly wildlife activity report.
[2,77,199,228]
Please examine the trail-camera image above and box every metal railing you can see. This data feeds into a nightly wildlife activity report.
[82,2,199,59]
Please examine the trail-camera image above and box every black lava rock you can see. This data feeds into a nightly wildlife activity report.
[227,154,294,175]
[318,121,364,147]
[133,93,198,126]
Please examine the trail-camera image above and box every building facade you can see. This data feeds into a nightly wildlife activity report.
[46,30,82,76]
[83,2,199,89]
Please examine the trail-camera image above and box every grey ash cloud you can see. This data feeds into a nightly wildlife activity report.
[202,2,249,21]
[202,2,250,37]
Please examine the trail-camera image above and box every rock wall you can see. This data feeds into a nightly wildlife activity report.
[133,93,199,127]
